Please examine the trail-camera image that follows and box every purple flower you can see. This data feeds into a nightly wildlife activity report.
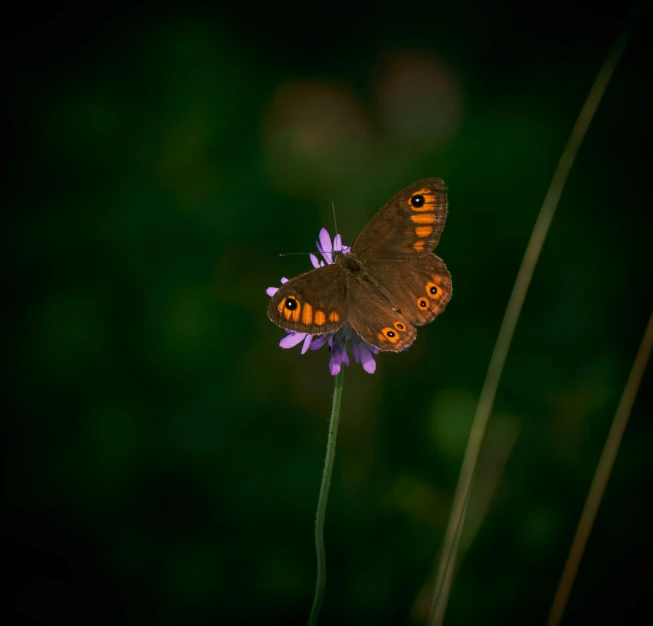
[267,228,378,375]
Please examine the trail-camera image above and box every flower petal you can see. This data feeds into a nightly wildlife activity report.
[266,287,279,297]
[281,277,289,284]
[318,228,333,264]
[279,332,307,349]
[329,358,342,376]
[339,345,350,366]
[310,335,329,350]
[319,228,332,252]
[309,253,321,269]
[359,344,377,374]
[330,341,349,367]
[301,334,313,354]
[333,234,342,252]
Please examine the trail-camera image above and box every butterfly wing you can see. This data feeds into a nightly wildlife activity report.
[345,274,417,352]
[269,178,450,351]
[351,178,448,257]
[363,253,452,326]
[345,178,451,348]
[267,264,348,335]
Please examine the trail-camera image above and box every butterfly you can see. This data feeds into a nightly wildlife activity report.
[267,178,452,351]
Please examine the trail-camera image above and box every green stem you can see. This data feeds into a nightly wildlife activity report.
[307,368,345,626]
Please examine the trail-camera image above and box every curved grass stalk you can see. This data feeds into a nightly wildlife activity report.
[426,5,645,623]
[547,310,653,626]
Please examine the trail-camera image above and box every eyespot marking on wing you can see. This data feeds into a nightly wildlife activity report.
[381,327,400,343]
[407,188,437,212]
[279,295,302,322]
[425,281,439,298]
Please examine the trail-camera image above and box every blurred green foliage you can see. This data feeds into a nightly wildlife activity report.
[6,3,651,625]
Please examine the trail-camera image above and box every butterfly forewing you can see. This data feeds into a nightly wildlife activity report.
[267,264,348,335]
[351,178,448,258]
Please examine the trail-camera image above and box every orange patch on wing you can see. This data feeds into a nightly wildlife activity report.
[314,310,326,325]
[301,303,313,325]
[415,226,433,238]
[413,240,425,252]
[393,321,406,332]
[328,310,340,322]
[417,297,429,310]
[411,213,436,224]
[291,303,301,322]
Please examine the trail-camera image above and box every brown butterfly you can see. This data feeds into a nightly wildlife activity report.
[267,178,452,351]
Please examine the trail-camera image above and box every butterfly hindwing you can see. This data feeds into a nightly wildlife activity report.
[345,273,417,352]
[351,178,448,257]
[267,264,348,335]
[362,253,452,326]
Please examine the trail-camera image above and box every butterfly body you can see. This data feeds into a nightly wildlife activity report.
[268,178,452,352]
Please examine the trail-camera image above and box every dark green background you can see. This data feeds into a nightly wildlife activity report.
[6,3,652,625]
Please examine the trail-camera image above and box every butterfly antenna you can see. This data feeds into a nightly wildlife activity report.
[279,252,313,257]
[331,200,339,235]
